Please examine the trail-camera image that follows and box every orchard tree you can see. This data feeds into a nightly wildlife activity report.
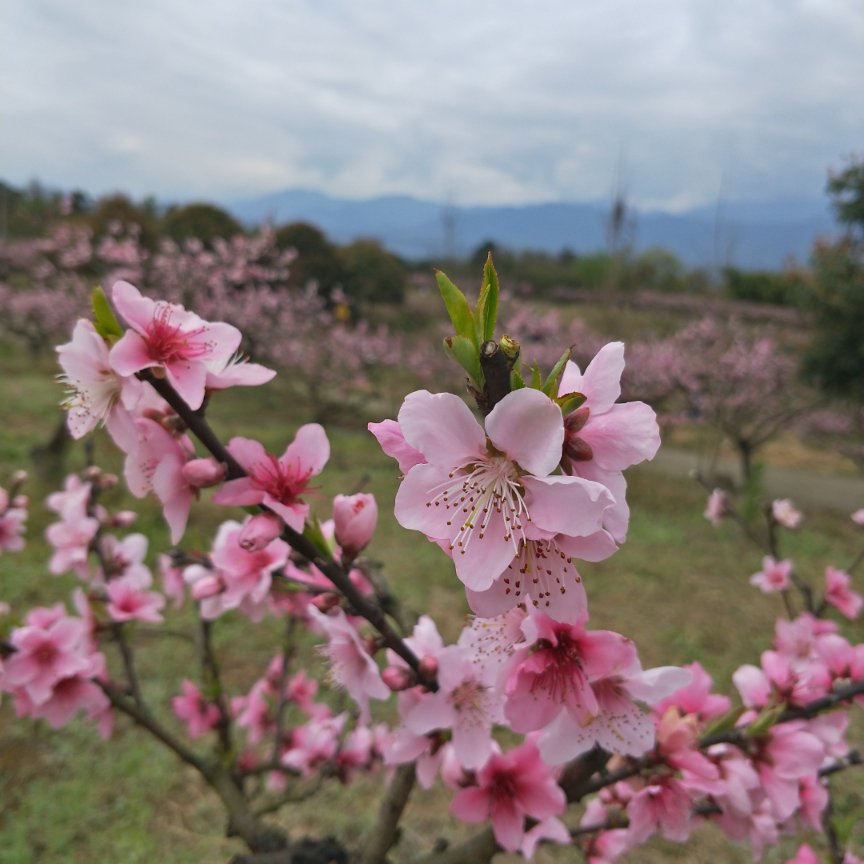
[162,202,243,246]
[803,156,864,402]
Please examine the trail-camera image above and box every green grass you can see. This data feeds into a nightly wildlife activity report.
[0,345,861,863]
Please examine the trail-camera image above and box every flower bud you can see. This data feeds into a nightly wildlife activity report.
[111,510,138,528]
[381,666,414,692]
[333,493,377,558]
[190,574,223,600]
[310,592,341,613]
[0,488,9,512]
[12,470,28,485]
[181,457,227,489]
[418,656,439,680]
[238,512,282,552]
[11,495,28,509]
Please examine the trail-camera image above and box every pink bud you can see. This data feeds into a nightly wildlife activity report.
[381,666,414,691]
[238,512,282,552]
[418,656,439,680]
[181,458,227,489]
[333,493,377,558]
[100,473,119,488]
[111,510,138,528]
[0,488,9,511]
[191,574,223,600]
[11,494,28,508]
[310,592,341,612]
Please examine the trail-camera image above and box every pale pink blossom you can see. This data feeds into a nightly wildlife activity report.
[368,418,425,474]
[332,493,377,558]
[851,508,864,527]
[400,644,501,770]
[824,566,863,620]
[558,342,661,542]
[109,280,241,410]
[0,506,26,554]
[449,740,566,853]
[171,680,221,739]
[213,427,329,531]
[785,844,820,864]
[308,606,389,722]
[772,498,803,529]
[56,318,142,442]
[393,388,613,593]
[750,556,793,593]
[626,777,693,844]
[1,606,93,706]
[704,488,728,526]
[105,573,166,624]
[121,417,197,543]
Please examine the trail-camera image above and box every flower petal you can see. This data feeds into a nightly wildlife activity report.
[398,391,485,467]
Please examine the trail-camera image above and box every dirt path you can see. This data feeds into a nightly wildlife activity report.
[643,446,864,514]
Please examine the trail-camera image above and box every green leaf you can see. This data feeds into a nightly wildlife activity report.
[91,285,123,341]
[475,252,500,343]
[510,368,526,390]
[700,706,746,739]
[444,335,483,388]
[745,704,785,738]
[556,391,587,416]
[303,517,335,561]
[542,348,572,397]
[530,362,542,390]
[435,270,476,345]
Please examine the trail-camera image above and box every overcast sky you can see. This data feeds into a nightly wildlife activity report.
[3,0,863,211]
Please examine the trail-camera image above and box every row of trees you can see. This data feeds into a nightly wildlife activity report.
[0,182,408,304]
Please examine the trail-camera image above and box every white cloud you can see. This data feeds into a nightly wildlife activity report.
[2,0,862,209]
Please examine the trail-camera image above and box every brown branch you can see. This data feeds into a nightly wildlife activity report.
[99,681,287,853]
[140,370,434,690]
[199,616,234,764]
[360,763,416,864]
[409,828,498,864]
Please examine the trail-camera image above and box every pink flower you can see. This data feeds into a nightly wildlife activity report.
[308,606,389,722]
[238,512,283,552]
[109,280,241,410]
[1,606,92,705]
[56,318,142,443]
[368,418,425,474]
[704,488,727,526]
[785,844,820,864]
[400,644,501,770]
[121,417,198,543]
[332,493,377,558]
[105,573,166,624]
[213,427,329,531]
[750,556,793,593]
[824,566,863,620]
[0,506,26,554]
[394,388,613,593]
[772,498,803,529]
[851,508,864,527]
[171,680,221,739]
[450,740,566,853]
[626,777,693,843]
[558,342,661,542]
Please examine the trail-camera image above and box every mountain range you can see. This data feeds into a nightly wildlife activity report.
[226,188,840,271]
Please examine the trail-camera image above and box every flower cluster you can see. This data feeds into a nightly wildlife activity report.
[1,271,862,864]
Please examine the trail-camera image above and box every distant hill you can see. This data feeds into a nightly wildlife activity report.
[225,189,839,270]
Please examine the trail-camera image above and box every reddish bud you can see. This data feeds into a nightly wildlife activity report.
[382,666,414,691]
[333,493,377,558]
[310,592,341,612]
[418,656,439,680]
[191,575,223,600]
[238,512,282,552]
[181,457,227,489]
[111,510,138,528]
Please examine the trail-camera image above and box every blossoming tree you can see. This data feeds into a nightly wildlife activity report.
[0,256,862,864]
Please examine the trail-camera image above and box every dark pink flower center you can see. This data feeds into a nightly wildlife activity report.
[145,306,210,364]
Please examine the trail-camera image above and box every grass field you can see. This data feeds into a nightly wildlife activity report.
[0,339,861,864]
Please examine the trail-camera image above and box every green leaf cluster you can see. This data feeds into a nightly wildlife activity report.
[436,254,500,390]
